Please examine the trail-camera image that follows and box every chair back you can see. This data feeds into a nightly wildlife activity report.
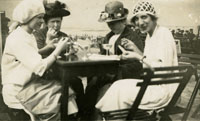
[101,65,194,120]
[127,65,194,120]
[178,53,200,79]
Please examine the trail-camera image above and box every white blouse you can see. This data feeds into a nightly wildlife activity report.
[1,27,47,108]
[108,34,120,54]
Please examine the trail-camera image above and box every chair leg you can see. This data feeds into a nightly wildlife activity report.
[160,115,172,121]
[181,78,200,121]
[182,75,200,121]
[191,104,200,118]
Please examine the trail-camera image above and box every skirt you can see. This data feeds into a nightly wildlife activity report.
[16,78,78,117]
[96,79,178,112]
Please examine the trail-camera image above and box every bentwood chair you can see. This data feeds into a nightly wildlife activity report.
[100,65,194,121]
[178,53,200,119]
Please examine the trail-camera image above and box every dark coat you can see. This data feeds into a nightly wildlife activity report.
[33,27,68,58]
[101,26,144,79]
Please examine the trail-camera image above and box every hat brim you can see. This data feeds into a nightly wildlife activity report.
[98,8,128,23]
[130,11,157,23]
[45,9,70,18]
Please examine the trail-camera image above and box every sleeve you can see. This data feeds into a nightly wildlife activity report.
[156,29,178,67]
[33,31,46,49]
[11,39,47,76]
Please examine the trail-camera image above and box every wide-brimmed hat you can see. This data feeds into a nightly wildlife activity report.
[98,1,129,23]
[131,1,156,23]
[43,0,70,22]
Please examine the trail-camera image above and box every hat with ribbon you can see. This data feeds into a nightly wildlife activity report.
[43,0,70,22]
[98,1,129,23]
[131,1,156,22]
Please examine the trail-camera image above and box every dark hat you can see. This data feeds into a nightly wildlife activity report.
[98,1,128,23]
[43,1,70,22]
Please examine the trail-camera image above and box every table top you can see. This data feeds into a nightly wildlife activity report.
[56,54,121,67]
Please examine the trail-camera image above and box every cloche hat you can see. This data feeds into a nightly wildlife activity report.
[13,0,45,24]
[131,1,156,22]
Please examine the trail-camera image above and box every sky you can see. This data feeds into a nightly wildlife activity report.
[1,0,200,32]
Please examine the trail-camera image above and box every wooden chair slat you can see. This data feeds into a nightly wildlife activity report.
[103,108,129,113]
[137,78,183,86]
[151,72,186,78]
[178,54,200,60]
[179,58,200,64]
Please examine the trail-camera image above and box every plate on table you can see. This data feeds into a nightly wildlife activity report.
[88,54,120,61]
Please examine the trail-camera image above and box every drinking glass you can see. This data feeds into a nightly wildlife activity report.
[102,44,112,56]
[82,45,90,61]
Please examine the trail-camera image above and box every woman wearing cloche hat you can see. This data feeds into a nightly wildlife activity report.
[1,0,78,120]
[96,1,178,120]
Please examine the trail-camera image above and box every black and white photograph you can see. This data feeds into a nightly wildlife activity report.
[0,0,200,120]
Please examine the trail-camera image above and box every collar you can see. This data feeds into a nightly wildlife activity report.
[146,25,159,39]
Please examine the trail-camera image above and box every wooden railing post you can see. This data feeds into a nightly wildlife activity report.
[0,11,3,65]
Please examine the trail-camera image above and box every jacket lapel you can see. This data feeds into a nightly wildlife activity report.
[114,26,130,55]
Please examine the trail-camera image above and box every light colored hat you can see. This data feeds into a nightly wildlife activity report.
[98,1,128,23]
[13,0,45,24]
[131,1,156,22]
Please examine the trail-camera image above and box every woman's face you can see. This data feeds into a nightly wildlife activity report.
[134,13,156,33]
[107,20,125,34]
[47,17,62,32]
[28,14,44,31]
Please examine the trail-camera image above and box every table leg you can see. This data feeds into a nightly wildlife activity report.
[60,70,69,121]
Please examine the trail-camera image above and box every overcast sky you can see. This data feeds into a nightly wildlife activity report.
[1,0,200,31]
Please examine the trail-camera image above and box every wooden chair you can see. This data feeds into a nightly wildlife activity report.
[178,53,200,119]
[100,65,194,121]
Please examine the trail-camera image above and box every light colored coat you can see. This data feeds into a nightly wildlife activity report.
[1,27,77,120]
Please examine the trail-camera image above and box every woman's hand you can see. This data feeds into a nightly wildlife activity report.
[118,45,142,60]
[54,37,70,54]
[46,28,58,43]
[122,51,142,60]
[121,38,136,51]
[46,38,58,49]
[121,38,142,55]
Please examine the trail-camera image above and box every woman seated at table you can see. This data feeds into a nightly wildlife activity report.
[33,0,85,115]
[1,0,77,120]
[95,1,178,114]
